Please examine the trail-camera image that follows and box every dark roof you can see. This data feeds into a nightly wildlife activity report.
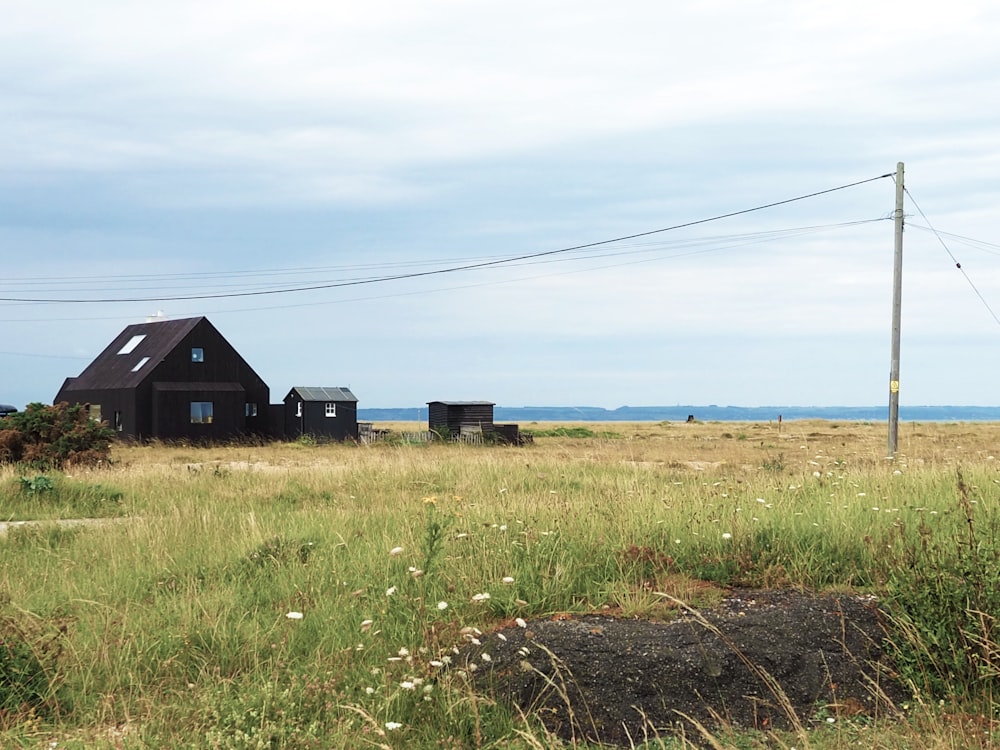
[427,400,495,406]
[0,404,17,415]
[288,386,358,402]
[60,317,204,391]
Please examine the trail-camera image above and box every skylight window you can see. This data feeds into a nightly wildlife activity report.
[131,356,150,372]
[118,334,146,355]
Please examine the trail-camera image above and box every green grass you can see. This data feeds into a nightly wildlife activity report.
[0,425,998,747]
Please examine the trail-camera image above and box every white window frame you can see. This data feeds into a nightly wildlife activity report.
[325,402,336,418]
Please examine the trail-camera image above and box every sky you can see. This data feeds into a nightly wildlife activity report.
[3,1,1000,410]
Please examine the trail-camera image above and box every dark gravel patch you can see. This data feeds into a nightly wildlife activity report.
[460,588,908,746]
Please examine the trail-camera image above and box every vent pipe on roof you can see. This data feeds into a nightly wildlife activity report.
[145,310,166,323]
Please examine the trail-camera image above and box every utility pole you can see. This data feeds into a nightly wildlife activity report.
[888,162,904,456]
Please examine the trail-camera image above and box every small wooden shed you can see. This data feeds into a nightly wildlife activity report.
[427,400,495,439]
[284,387,359,441]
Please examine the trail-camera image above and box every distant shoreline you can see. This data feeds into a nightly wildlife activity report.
[358,405,1000,422]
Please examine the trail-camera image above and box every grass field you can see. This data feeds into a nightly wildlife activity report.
[1,419,999,748]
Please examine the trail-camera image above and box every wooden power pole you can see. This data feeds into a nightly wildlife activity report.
[888,162,904,456]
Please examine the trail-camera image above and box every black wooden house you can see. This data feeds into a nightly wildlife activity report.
[55,316,269,441]
[427,400,496,438]
[283,387,359,441]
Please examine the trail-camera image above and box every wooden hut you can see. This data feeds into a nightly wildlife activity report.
[427,400,495,439]
[283,386,359,441]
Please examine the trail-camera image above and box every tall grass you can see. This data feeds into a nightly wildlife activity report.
[0,420,998,747]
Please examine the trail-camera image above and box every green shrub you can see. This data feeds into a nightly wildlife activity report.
[0,402,115,470]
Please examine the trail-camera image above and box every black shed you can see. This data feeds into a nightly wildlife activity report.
[283,387,359,441]
[427,400,495,438]
[54,316,269,441]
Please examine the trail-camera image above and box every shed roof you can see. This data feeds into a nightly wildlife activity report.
[60,317,205,391]
[427,400,495,406]
[288,387,358,403]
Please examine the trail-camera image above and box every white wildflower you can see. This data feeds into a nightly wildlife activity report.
[389,546,404,556]
[285,611,304,620]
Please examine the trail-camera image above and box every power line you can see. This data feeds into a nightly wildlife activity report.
[905,188,1000,327]
[0,173,894,305]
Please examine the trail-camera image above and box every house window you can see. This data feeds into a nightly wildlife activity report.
[191,348,204,363]
[131,356,150,372]
[245,402,258,417]
[118,335,146,355]
[295,401,302,417]
[88,404,102,422]
[325,402,336,417]
[190,401,214,424]
[114,411,123,432]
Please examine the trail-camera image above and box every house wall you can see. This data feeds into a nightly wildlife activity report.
[140,321,267,440]
[152,386,246,441]
[52,388,137,437]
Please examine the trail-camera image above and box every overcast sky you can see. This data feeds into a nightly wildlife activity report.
[3,1,1000,410]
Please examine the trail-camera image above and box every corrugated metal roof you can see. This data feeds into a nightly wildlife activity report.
[289,386,358,402]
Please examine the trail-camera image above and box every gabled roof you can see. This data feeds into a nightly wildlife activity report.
[61,317,205,391]
[288,386,358,403]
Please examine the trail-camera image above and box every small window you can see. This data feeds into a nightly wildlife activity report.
[295,401,302,417]
[131,356,150,372]
[88,404,102,422]
[114,410,123,432]
[191,348,204,363]
[118,334,146,355]
[245,402,258,417]
[190,401,214,424]
[325,402,336,417]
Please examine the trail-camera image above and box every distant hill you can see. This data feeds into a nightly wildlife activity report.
[358,405,1000,422]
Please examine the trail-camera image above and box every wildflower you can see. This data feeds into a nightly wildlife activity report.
[721,532,732,540]
[386,586,397,596]
[502,576,515,584]
[423,496,437,505]
[471,592,491,602]
[286,611,304,620]
[674,539,681,544]
[481,653,492,662]
[497,633,507,641]
[398,647,409,657]
[360,619,373,632]
[441,655,452,665]
[515,617,527,628]
[365,686,375,695]
[389,546,404,556]
[385,721,402,731]
[429,660,444,668]
[400,680,416,690]
[437,601,448,610]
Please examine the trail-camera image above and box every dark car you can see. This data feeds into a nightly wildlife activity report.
[0,404,17,418]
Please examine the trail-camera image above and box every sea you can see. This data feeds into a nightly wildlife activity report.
[358,405,1000,423]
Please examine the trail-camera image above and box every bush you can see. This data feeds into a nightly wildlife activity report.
[0,402,115,470]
